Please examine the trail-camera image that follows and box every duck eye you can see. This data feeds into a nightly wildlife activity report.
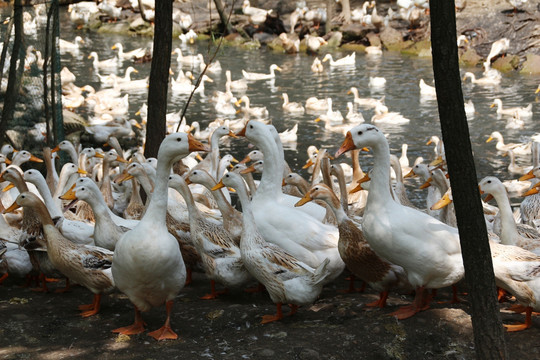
[177,137,182,142]
[487,180,491,183]
[249,125,253,129]
[357,131,363,135]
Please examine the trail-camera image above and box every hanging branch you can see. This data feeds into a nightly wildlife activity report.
[175,0,237,133]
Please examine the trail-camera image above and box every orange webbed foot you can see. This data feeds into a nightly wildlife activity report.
[261,314,283,324]
[80,308,100,317]
[366,291,389,308]
[112,322,146,335]
[78,303,94,311]
[504,322,531,332]
[148,326,178,341]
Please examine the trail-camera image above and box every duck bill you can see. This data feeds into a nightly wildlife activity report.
[419,178,432,189]
[211,179,225,191]
[486,136,494,143]
[29,155,43,163]
[519,170,535,181]
[59,184,77,200]
[236,122,248,137]
[335,132,356,158]
[94,152,104,158]
[349,182,364,194]
[357,173,371,185]
[115,156,128,163]
[77,168,87,175]
[4,158,11,165]
[239,155,251,164]
[2,183,15,192]
[228,130,238,138]
[188,134,210,152]
[3,201,21,214]
[483,193,494,202]
[523,187,539,197]
[294,193,312,207]
[426,139,433,145]
[429,156,443,167]
[240,164,256,174]
[114,171,133,184]
[404,169,416,178]
[51,145,60,153]
[302,159,314,169]
[431,194,451,210]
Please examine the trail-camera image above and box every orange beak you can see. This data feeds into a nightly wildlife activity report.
[335,131,356,158]
[59,183,77,200]
[211,179,225,191]
[188,133,210,152]
[294,192,313,207]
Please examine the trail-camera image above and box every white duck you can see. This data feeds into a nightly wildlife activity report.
[347,87,381,108]
[59,36,84,53]
[215,172,331,323]
[371,103,410,125]
[462,71,501,86]
[345,102,365,123]
[235,121,345,282]
[111,132,208,340]
[322,52,356,67]
[281,93,305,114]
[111,43,146,61]
[242,64,282,80]
[486,131,531,156]
[235,95,269,118]
[419,79,437,97]
[88,51,119,70]
[335,124,464,319]
[225,70,248,92]
[490,99,533,118]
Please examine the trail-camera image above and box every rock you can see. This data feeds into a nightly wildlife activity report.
[520,54,540,74]
[298,348,320,360]
[325,31,343,48]
[401,40,431,57]
[380,26,405,51]
[259,348,275,357]
[366,32,381,47]
[340,24,366,40]
[492,55,519,72]
[340,43,366,53]
[253,33,275,45]
[459,48,482,67]
[242,40,262,50]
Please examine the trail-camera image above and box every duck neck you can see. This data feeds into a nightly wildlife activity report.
[85,190,120,230]
[31,176,62,219]
[351,149,364,183]
[241,172,258,196]
[252,131,283,198]
[323,191,349,224]
[209,132,222,180]
[367,139,394,207]
[135,171,154,203]
[175,180,201,223]
[236,180,263,246]
[493,189,520,245]
[333,169,350,214]
[30,198,55,228]
[144,156,175,225]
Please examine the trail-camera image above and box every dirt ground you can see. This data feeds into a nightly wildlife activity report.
[1,271,540,360]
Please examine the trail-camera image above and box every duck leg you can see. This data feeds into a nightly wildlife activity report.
[366,291,389,308]
[147,300,178,341]
[200,280,227,300]
[390,286,431,320]
[0,272,8,284]
[184,268,192,286]
[288,304,299,316]
[505,307,533,332]
[79,294,102,317]
[31,273,50,292]
[112,307,146,335]
[55,278,71,293]
[340,274,365,293]
[261,303,284,324]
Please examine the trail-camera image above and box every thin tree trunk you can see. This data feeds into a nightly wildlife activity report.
[213,0,233,35]
[325,0,334,34]
[144,0,172,159]
[429,1,507,359]
[0,0,23,146]
[341,0,351,24]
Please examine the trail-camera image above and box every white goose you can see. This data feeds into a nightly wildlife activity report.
[335,124,464,319]
[242,64,282,80]
[235,121,345,282]
[111,133,208,340]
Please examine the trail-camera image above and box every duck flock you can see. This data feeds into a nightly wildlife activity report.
[2,0,540,342]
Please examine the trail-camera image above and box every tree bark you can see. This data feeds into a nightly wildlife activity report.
[325,0,334,34]
[429,1,508,359]
[0,0,22,146]
[213,0,233,36]
[144,0,173,159]
[341,0,351,24]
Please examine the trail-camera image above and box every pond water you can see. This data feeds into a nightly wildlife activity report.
[18,7,540,206]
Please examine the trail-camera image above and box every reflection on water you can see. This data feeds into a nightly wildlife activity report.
[16,7,540,206]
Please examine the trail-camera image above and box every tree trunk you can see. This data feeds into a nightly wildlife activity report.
[325,0,334,34]
[0,0,22,146]
[213,0,233,36]
[429,1,508,359]
[144,0,173,159]
[341,0,351,24]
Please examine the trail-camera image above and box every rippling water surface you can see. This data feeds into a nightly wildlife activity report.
[25,8,540,206]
